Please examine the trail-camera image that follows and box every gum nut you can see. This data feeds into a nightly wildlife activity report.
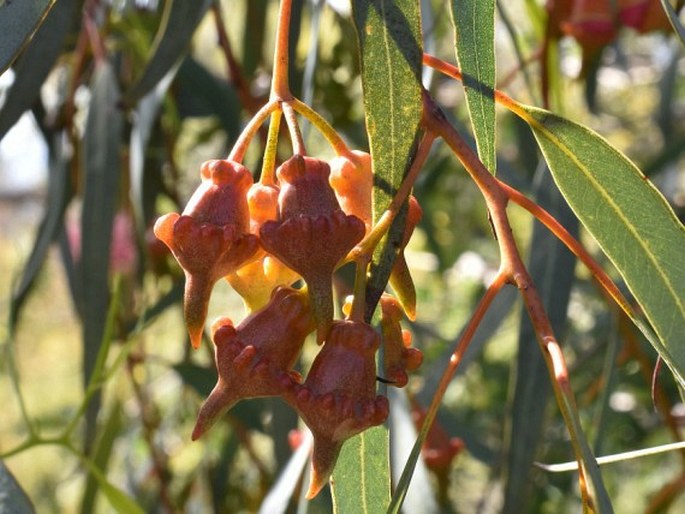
[184,159,253,229]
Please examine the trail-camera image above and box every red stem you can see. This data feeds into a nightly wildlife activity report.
[423,92,595,505]
[271,0,293,100]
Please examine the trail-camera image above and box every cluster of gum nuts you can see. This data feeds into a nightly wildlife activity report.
[154,149,423,498]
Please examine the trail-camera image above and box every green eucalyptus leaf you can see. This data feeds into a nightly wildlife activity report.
[82,462,144,514]
[0,0,78,141]
[0,0,53,75]
[514,103,685,387]
[10,135,72,333]
[259,430,312,514]
[80,403,124,514]
[243,0,268,77]
[450,0,496,172]
[387,388,439,514]
[0,461,34,514]
[176,57,241,142]
[331,426,391,514]
[123,0,213,105]
[352,0,424,319]
[80,61,124,446]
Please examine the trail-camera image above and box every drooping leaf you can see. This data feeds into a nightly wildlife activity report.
[387,388,439,514]
[123,0,213,105]
[10,135,72,332]
[80,460,144,514]
[503,165,578,514]
[0,0,78,141]
[243,0,268,77]
[330,426,391,514]
[450,0,496,172]
[176,57,241,142]
[80,61,124,447]
[259,430,313,514]
[510,102,685,388]
[0,0,53,75]
[287,0,305,97]
[660,0,685,45]
[129,56,177,232]
[80,402,124,514]
[0,461,34,514]
[352,0,424,319]
[339,1,423,507]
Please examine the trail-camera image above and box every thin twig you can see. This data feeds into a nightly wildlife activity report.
[228,100,279,162]
[283,102,305,155]
[536,441,685,472]
[271,0,293,100]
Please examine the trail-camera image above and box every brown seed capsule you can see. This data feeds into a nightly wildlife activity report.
[192,287,315,440]
[154,159,258,349]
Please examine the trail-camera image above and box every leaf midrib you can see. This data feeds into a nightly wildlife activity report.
[524,110,685,330]
[380,0,397,206]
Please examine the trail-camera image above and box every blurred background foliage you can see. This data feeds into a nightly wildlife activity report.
[0,0,684,512]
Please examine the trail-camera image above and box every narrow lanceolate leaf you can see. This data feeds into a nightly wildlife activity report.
[511,102,685,388]
[0,461,34,514]
[81,460,144,514]
[0,0,53,75]
[347,2,422,506]
[0,0,78,141]
[352,0,424,319]
[331,426,391,514]
[10,137,72,332]
[450,0,496,172]
[123,0,212,105]
[176,57,241,142]
[81,61,124,447]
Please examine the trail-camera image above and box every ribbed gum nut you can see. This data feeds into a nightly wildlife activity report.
[288,321,389,498]
[277,155,341,219]
[328,151,373,231]
[247,183,280,234]
[153,159,259,349]
[380,295,423,388]
[186,159,253,228]
[192,287,314,440]
[226,254,300,312]
[260,210,365,343]
[388,195,423,321]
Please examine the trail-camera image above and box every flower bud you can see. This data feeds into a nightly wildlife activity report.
[380,295,423,388]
